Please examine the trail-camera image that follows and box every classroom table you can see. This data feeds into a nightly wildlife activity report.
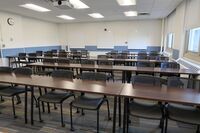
[6,55,170,67]
[0,74,123,133]
[120,84,200,133]
[27,62,200,83]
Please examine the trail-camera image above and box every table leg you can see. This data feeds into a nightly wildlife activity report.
[31,86,34,125]
[24,86,28,124]
[123,97,128,133]
[112,96,117,133]
[118,97,121,127]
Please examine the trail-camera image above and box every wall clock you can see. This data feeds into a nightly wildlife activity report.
[7,18,14,26]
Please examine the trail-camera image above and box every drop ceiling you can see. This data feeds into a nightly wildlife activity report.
[0,0,183,23]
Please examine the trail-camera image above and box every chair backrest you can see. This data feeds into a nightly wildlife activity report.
[51,49,57,53]
[161,62,180,69]
[132,75,157,86]
[137,55,148,60]
[36,51,43,56]
[44,51,53,57]
[167,76,184,88]
[149,51,159,56]
[28,53,37,57]
[43,58,56,63]
[81,59,95,65]
[156,56,169,61]
[58,52,68,58]
[51,70,73,79]
[148,56,158,60]
[138,52,147,57]
[98,60,113,66]
[0,67,13,74]
[81,72,107,81]
[18,53,26,60]
[57,58,70,64]
[13,67,32,76]
[97,55,107,59]
[137,62,154,67]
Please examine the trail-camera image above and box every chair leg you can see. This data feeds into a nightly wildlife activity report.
[97,110,99,133]
[12,97,17,118]
[38,100,43,122]
[54,103,57,110]
[60,104,65,127]
[105,100,111,120]
[160,118,164,133]
[33,95,38,107]
[196,125,200,133]
[70,103,74,131]
[39,87,45,112]
[1,96,4,102]
[81,109,85,115]
[164,117,168,133]
[16,94,21,104]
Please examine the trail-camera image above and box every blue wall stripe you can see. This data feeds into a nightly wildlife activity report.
[2,48,25,57]
[147,46,161,52]
[85,45,97,51]
[2,45,61,58]
[25,45,61,53]
[114,46,128,51]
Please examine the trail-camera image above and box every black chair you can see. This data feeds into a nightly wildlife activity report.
[70,72,111,132]
[58,51,68,58]
[0,67,32,118]
[157,56,169,61]
[37,70,75,127]
[126,75,165,133]
[165,77,200,133]
[36,51,43,56]
[11,53,29,67]
[34,58,55,76]
[28,53,37,63]
[137,55,148,60]
[44,51,53,57]
[136,62,155,76]
[80,59,95,73]
[98,60,114,81]
[81,50,88,58]
[160,62,180,77]
[0,67,13,102]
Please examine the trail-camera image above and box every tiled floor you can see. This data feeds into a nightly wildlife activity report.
[0,88,198,133]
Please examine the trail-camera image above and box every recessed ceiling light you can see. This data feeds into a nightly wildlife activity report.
[88,13,104,18]
[117,0,136,6]
[69,0,89,9]
[57,15,75,20]
[124,11,138,17]
[20,4,50,12]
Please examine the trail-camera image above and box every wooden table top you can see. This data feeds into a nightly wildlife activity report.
[27,62,200,75]
[120,84,200,105]
[6,55,170,63]
[0,74,123,96]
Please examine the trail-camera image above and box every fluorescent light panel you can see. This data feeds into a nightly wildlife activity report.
[20,4,50,12]
[124,11,137,16]
[117,0,136,6]
[88,13,104,18]
[57,15,75,20]
[70,0,89,9]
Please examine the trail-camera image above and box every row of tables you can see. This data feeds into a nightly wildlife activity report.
[6,55,170,67]
[0,73,200,133]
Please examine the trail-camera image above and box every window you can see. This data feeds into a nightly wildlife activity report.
[187,27,200,53]
[166,33,174,49]
[184,27,200,62]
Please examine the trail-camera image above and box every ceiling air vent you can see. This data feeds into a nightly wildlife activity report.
[138,12,150,16]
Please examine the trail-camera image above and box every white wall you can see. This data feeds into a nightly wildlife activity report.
[163,0,200,58]
[0,11,59,49]
[58,20,162,49]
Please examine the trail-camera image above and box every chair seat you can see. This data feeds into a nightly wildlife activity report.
[168,103,200,125]
[35,71,52,75]
[38,91,74,103]
[0,84,10,89]
[71,96,104,110]
[0,87,26,97]
[129,101,163,119]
